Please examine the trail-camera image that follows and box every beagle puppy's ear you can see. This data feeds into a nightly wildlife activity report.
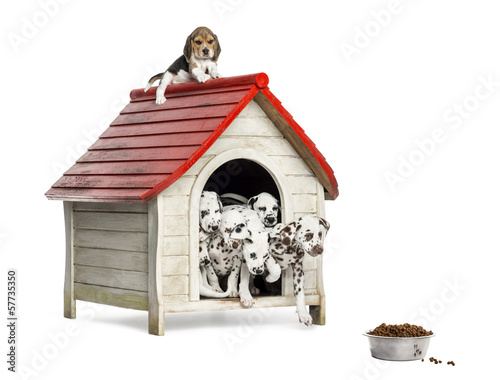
[183,34,193,62]
[318,217,330,232]
[212,33,221,62]
[280,221,300,246]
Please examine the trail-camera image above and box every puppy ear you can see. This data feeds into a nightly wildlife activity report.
[318,217,330,232]
[183,34,193,62]
[247,196,258,210]
[230,223,251,240]
[269,223,285,240]
[280,221,300,246]
[212,33,221,62]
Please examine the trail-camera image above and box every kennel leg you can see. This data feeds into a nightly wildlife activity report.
[148,198,164,335]
[64,201,76,319]
[310,296,326,325]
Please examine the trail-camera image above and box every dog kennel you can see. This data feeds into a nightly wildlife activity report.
[45,73,339,335]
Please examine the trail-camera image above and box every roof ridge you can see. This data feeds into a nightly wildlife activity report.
[130,73,269,101]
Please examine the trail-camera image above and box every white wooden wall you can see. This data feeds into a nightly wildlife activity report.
[71,202,149,310]
[159,100,324,307]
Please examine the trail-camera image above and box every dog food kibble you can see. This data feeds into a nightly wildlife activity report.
[367,323,433,337]
[425,357,455,366]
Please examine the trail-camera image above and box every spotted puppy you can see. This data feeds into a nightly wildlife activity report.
[145,26,221,105]
[206,208,249,299]
[247,192,280,228]
[269,216,330,326]
[226,205,282,307]
[247,192,281,294]
[198,191,230,298]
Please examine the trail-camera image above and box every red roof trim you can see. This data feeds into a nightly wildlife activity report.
[130,73,269,101]
[259,88,339,199]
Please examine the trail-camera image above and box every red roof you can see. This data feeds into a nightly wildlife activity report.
[46,73,339,203]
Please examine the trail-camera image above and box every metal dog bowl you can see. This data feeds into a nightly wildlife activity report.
[363,331,435,361]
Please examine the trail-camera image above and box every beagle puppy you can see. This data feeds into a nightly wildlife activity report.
[145,26,222,105]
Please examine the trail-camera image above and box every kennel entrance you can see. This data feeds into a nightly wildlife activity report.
[203,158,282,297]
[203,159,280,201]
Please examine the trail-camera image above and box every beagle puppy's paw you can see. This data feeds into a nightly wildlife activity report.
[156,95,167,105]
[196,73,211,83]
[209,67,221,79]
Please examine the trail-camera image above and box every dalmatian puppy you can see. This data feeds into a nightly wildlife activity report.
[247,192,280,228]
[246,192,281,294]
[206,208,247,298]
[269,216,330,326]
[225,205,282,307]
[198,191,229,298]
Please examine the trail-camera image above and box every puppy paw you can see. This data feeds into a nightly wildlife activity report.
[197,74,211,84]
[265,261,281,283]
[210,72,221,79]
[239,293,254,308]
[297,309,313,326]
[265,269,281,283]
[156,96,166,105]
[228,290,239,298]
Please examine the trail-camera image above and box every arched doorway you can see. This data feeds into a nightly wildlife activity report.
[188,148,294,300]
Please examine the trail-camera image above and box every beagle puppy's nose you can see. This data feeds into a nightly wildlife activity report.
[202,47,209,55]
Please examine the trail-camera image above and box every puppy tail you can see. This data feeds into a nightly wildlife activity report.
[198,270,233,298]
[199,284,233,298]
[144,73,163,92]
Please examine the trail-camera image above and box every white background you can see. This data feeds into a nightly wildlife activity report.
[1,0,499,379]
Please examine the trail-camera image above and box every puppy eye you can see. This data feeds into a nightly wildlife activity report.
[272,206,278,211]
[201,211,208,217]
[215,209,220,213]
[259,207,266,212]
[195,40,202,45]
[305,233,313,241]
[208,40,214,44]
[318,231,322,238]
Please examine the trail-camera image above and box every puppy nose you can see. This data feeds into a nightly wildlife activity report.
[255,268,264,275]
[211,225,219,231]
[202,48,209,54]
[312,246,323,255]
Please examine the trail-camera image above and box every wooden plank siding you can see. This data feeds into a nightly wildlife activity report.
[72,202,149,310]
[160,183,191,306]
